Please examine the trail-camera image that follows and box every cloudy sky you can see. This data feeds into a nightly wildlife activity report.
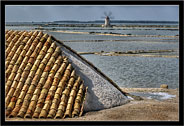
[5,5,179,22]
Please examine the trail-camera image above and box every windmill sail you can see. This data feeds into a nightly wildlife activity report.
[101,11,114,27]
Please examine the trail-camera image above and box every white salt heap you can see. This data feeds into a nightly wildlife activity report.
[58,43,129,112]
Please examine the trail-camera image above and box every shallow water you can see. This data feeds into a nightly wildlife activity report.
[63,41,179,53]
[46,31,178,44]
[43,26,179,36]
[82,55,179,89]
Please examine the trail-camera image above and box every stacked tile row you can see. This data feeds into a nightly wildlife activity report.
[5,30,88,119]
[6,32,49,116]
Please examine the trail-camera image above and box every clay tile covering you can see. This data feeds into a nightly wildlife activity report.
[5,30,88,119]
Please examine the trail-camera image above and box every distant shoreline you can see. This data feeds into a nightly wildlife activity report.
[5,22,179,28]
[6,20,179,24]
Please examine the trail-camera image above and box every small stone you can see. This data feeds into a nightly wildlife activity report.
[160,84,168,89]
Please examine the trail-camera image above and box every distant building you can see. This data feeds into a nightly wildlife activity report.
[102,16,111,27]
[105,16,110,27]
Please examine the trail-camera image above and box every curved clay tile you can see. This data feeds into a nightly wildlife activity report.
[6,31,19,49]
[72,82,84,117]
[25,56,63,118]
[24,46,61,118]
[41,64,72,119]
[9,36,53,118]
[6,31,28,70]
[5,30,14,40]
[5,31,25,61]
[39,58,68,118]
[13,36,51,118]
[5,32,37,81]
[55,70,76,119]
[5,31,35,98]
[6,32,32,80]
[63,76,81,118]
[6,33,48,117]
[5,30,9,34]
[32,57,64,119]
[5,31,42,97]
[5,30,90,120]
[47,59,72,119]
[79,86,88,117]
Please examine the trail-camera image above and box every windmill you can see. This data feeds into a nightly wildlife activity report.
[101,11,114,27]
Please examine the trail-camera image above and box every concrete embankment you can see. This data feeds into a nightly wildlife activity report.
[78,50,179,58]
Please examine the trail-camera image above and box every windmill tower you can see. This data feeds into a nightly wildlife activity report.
[101,12,114,27]
[105,16,110,27]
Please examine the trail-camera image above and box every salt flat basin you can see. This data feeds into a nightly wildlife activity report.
[82,54,179,89]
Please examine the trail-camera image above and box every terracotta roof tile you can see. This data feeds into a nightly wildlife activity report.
[6,30,87,119]
[6,30,19,49]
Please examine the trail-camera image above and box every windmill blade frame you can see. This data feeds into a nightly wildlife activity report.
[102,11,114,19]
[104,12,108,16]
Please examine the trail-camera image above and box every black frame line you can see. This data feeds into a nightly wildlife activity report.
[1,1,183,126]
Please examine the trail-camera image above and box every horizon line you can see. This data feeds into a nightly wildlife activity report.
[5,20,179,23]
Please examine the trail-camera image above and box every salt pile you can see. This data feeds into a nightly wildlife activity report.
[55,38,129,111]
